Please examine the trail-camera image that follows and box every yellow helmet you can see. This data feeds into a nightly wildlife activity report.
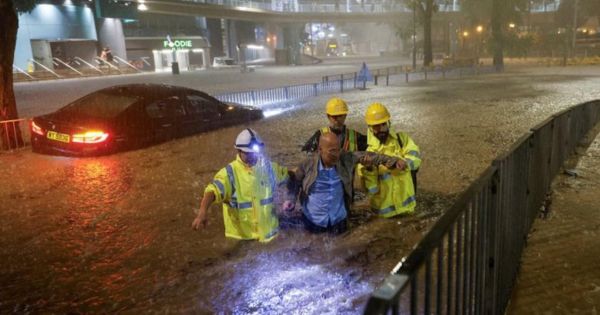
[325,97,349,116]
[365,102,391,125]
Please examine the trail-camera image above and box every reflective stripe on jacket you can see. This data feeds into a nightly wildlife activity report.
[359,128,421,217]
[321,126,358,152]
[205,155,288,242]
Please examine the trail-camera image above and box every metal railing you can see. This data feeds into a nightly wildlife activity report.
[322,64,496,88]
[363,99,600,314]
[214,64,495,108]
[0,118,29,151]
[53,57,84,77]
[29,59,61,78]
[215,77,358,106]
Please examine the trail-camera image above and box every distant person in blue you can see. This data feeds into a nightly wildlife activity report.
[286,132,401,234]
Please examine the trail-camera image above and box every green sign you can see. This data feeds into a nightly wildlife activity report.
[163,40,193,49]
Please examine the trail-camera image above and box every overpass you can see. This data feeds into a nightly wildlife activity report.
[131,0,559,23]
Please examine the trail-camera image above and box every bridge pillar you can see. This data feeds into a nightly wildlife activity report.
[282,23,304,65]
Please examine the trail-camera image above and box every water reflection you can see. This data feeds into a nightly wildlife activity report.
[214,252,372,314]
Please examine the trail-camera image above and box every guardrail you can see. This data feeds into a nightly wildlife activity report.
[217,64,495,108]
[0,118,29,151]
[363,99,600,314]
[215,77,359,106]
[323,64,497,87]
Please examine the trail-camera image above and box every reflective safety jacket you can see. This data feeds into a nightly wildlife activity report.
[359,128,421,217]
[321,127,359,152]
[205,155,289,242]
[301,126,367,152]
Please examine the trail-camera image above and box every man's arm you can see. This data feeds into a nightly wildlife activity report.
[301,130,321,152]
[356,131,368,151]
[351,151,403,170]
[192,191,216,230]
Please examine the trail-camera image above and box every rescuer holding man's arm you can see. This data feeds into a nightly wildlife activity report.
[359,103,421,218]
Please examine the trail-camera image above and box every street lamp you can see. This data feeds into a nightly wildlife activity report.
[476,26,483,63]
[509,23,516,29]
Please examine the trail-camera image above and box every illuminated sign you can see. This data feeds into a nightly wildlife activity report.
[163,39,193,49]
[328,44,337,48]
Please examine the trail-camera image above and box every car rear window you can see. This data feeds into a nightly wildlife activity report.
[59,91,140,118]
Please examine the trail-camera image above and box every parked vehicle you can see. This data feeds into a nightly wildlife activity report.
[30,84,263,156]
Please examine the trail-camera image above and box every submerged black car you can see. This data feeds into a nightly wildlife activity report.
[30,84,263,156]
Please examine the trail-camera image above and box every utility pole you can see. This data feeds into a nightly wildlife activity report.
[571,0,579,57]
[412,1,417,70]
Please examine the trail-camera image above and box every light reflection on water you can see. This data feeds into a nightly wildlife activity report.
[213,252,372,315]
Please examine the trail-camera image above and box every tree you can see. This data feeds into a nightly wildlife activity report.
[406,0,438,67]
[0,0,36,150]
[462,0,529,70]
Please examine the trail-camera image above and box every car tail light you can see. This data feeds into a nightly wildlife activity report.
[31,121,44,136]
[72,131,109,144]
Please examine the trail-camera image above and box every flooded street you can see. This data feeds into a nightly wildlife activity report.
[1,66,599,313]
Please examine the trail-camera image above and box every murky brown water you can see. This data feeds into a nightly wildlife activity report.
[1,66,599,313]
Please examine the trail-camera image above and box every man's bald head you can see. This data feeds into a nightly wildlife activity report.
[318,132,341,167]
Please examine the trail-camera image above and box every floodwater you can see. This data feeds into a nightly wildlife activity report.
[1,66,599,313]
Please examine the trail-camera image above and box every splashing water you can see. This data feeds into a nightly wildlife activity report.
[213,252,373,315]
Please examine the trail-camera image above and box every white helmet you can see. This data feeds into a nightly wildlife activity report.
[234,128,264,153]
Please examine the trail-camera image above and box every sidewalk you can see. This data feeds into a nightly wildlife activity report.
[507,132,600,314]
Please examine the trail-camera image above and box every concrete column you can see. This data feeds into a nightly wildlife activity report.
[283,23,304,65]
[96,17,127,60]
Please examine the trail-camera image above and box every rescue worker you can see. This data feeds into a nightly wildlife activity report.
[302,97,367,152]
[359,103,421,217]
[191,128,291,242]
[286,132,402,233]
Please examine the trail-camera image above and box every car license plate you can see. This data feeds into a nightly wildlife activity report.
[47,131,70,143]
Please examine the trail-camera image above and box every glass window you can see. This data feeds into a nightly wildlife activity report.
[145,96,186,119]
[186,94,223,117]
[58,91,140,118]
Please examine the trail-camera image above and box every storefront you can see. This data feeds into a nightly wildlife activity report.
[125,37,210,72]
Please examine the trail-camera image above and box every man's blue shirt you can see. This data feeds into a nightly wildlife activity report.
[303,159,347,227]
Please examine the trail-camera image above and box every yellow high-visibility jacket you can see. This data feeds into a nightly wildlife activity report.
[205,155,289,242]
[320,127,359,152]
[359,128,421,217]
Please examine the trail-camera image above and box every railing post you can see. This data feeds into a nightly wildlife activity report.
[405,71,409,83]
[354,72,357,88]
[483,169,500,315]
[374,75,378,86]
[313,83,318,96]
[424,68,428,81]
[386,68,390,86]
[284,87,289,100]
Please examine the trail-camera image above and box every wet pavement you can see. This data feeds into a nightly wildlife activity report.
[1,65,600,313]
[507,128,600,314]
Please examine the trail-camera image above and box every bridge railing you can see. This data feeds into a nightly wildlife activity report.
[363,99,600,315]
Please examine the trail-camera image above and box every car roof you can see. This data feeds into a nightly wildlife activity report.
[98,84,201,98]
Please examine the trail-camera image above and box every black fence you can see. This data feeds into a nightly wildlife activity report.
[322,65,497,87]
[364,99,600,315]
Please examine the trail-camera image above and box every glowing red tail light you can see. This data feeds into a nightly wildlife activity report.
[31,121,44,136]
[72,131,109,144]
